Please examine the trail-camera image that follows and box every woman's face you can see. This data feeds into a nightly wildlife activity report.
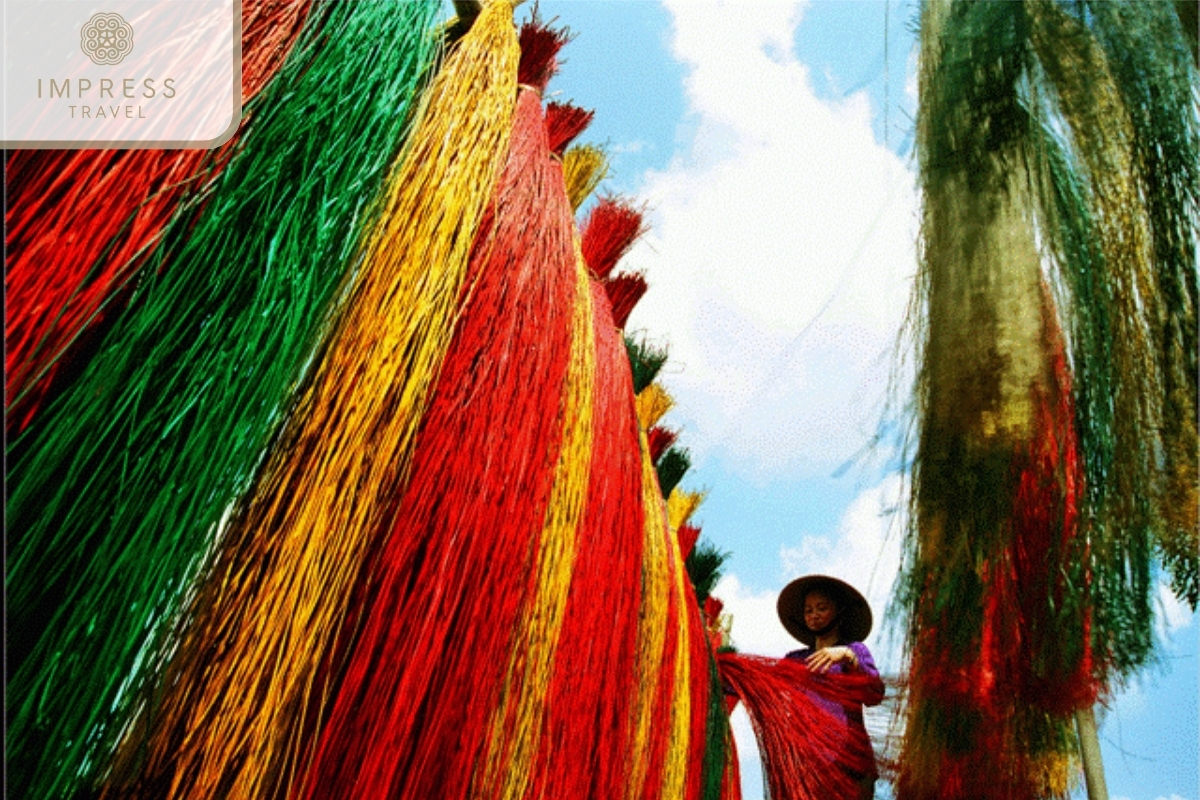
[803,590,839,633]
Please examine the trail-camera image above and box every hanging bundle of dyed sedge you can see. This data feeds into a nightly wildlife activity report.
[529,169,682,799]
[295,22,584,799]
[631,429,691,800]
[895,2,1198,798]
[533,276,649,800]
[4,0,311,433]
[630,379,732,800]
[6,4,442,799]
[472,99,598,800]
[648,424,679,462]
[582,197,648,280]
[96,4,518,798]
[563,144,610,211]
[626,333,670,394]
[669,473,740,800]
[581,196,651,330]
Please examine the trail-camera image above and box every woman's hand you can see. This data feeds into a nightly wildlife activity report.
[807,645,859,673]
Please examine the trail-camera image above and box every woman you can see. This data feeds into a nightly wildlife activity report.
[777,574,885,800]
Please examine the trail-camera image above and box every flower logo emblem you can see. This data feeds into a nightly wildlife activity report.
[80,13,134,65]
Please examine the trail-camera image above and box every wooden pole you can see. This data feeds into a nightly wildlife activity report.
[1074,706,1109,800]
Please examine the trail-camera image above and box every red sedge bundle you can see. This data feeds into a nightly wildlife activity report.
[719,653,880,800]
[533,279,648,800]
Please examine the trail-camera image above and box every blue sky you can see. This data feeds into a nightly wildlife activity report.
[532,2,1198,799]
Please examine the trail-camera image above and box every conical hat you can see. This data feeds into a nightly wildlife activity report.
[776,574,873,647]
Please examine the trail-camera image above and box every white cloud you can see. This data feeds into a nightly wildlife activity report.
[608,140,648,155]
[624,0,919,480]
[905,47,920,105]
[779,472,908,668]
[1157,581,1195,638]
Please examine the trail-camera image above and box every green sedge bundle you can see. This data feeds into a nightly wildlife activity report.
[7,3,441,797]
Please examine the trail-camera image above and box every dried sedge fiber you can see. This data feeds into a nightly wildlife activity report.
[475,250,594,800]
[1005,296,1093,714]
[678,524,703,562]
[626,432,682,800]
[1029,123,1159,680]
[898,298,1088,800]
[607,272,651,328]
[895,653,1079,800]
[683,595,713,800]
[1090,2,1199,606]
[657,446,693,498]
[626,334,670,394]
[897,3,1055,795]
[476,103,597,800]
[1028,0,1199,611]
[533,278,647,800]
[517,10,571,88]
[669,519,711,800]
[7,5,440,799]
[582,196,648,280]
[636,424,716,800]
[699,653,734,800]
[652,505,694,800]
[240,0,313,100]
[6,147,210,433]
[546,101,596,157]
[563,144,610,211]
[718,653,882,800]
[686,540,729,605]
[895,0,1196,795]
[4,0,311,433]
[637,382,675,430]
[97,4,518,798]
[630,367,709,800]
[667,488,705,532]
[1028,0,1162,579]
[1031,0,1195,654]
[648,425,679,463]
[719,724,744,800]
[297,67,575,800]
[689,606,730,800]
[900,0,1017,681]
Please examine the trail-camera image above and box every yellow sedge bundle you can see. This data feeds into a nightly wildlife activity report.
[661,498,697,800]
[563,143,610,211]
[668,488,707,533]
[622,428,691,800]
[637,382,676,430]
